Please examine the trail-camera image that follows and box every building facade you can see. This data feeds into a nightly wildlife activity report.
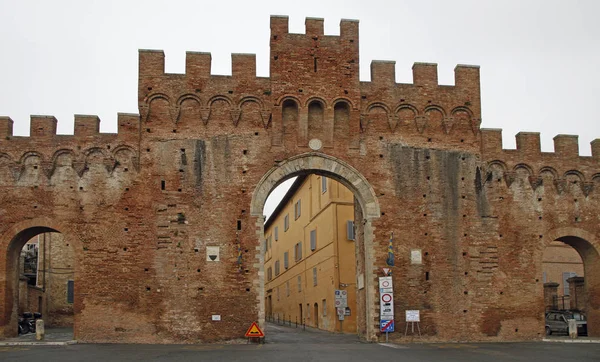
[264,175,357,333]
[0,16,599,343]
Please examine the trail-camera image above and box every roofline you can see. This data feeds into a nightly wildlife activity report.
[264,175,308,230]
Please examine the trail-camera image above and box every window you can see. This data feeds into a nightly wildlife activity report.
[277,287,280,301]
[67,280,74,304]
[310,229,317,251]
[286,281,290,297]
[297,275,302,292]
[563,272,577,295]
[275,260,280,276]
[542,271,547,283]
[294,242,303,261]
[313,267,318,286]
[265,235,271,252]
[347,220,355,240]
[284,214,289,231]
[322,299,327,316]
[274,226,279,241]
[294,199,301,220]
[267,267,273,281]
[321,176,327,193]
[284,252,289,269]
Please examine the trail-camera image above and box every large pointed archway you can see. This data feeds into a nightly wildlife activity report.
[250,152,381,341]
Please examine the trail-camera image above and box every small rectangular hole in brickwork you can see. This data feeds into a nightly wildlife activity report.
[161,180,166,190]
[425,272,430,281]
[237,220,242,230]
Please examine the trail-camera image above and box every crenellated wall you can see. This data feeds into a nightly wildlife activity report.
[1,15,599,344]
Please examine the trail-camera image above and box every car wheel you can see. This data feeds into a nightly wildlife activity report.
[545,326,551,336]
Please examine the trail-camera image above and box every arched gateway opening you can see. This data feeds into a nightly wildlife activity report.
[251,153,380,341]
[540,228,600,337]
[0,222,78,339]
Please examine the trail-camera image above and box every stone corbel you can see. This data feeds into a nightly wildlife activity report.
[415,116,427,134]
[41,161,54,179]
[200,107,211,125]
[170,105,181,123]
[471,118,482,135]
[230,107,242,126]
[387,115,398,132]
[359,113,368,132]
[554,178,567,195]
[529,176,543,190]
[504,171,516,188]
[260,110,272,129]
[139,104,150,123]
[583,181,594,197]
[73,161,87,177]
[442,117,454,135]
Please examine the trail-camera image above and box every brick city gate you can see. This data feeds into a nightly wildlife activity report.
[1,16,599,342]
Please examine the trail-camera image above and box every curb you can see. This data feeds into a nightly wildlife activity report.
[543,338,600,344]
[0,340,77,346]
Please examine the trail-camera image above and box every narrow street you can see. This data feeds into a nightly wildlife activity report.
[0,322,598,361]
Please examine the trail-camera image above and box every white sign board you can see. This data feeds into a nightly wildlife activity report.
[405,310,420,322]
[379,276,393,289]
[206,246,220,262]
[335,289,348,308]
[411,249,422,264]
[212,314,221,321]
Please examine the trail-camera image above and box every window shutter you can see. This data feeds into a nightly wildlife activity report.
[347,220,355,240]
[274,226,278,241]
[310,229,317,251]
[321,176,327,193]
[67,280,74,304]
[313,267,318,286]
[284,252,289,269]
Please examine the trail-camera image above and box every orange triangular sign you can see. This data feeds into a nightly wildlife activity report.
[244,322,264,337]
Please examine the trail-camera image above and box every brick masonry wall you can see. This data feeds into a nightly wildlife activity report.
[0,16,600,342]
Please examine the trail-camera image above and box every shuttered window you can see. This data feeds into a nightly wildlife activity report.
[295,242,303,261]
[321,176,327,193]
[313,267,318,286]
[284,251,289,269]
[347,220,355,240]
[67,280,74,304]
[284,214,289,231]
[310,229,317,251]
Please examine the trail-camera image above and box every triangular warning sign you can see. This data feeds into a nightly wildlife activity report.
[244,322,264,338]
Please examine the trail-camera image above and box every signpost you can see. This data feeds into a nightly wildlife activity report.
[335,290,348,329]
[378,276,394,342]
[404,310,421,337]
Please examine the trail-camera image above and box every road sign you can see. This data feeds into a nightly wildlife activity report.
[337,308,345,315]
[381,293,393,303]
[335,289,348,308]
[379,276,393,289]
[244,322,265,338]
[380,319,394,332]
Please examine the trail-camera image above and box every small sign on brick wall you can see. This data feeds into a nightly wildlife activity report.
[206,246,220,262]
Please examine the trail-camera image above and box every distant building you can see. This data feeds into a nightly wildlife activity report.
[264,174,357,333]
[543,241,584,296]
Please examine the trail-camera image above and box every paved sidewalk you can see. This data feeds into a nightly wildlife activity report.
[0,327,75,346]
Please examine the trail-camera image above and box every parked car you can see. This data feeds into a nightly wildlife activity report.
[545,310,587,336]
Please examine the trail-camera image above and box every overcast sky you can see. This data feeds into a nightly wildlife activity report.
[1,0,599,217]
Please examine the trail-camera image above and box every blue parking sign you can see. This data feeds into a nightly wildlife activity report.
[380,319,394,332]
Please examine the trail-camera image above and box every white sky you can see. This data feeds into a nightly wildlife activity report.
[1,0,599,216]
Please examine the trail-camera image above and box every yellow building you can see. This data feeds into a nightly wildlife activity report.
[542,241,584,297]
[264,174,357,333]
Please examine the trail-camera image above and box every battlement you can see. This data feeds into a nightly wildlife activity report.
[0,114,140,140]
[269,15,359,39]
[481,128,600,160]
[368,61,480,89]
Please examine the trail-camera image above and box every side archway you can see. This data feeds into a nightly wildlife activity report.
[0,218,80,339]
[539,227,600,337]
[251,152,380,341]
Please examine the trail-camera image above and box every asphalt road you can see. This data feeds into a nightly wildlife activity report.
[0,323,598,361]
